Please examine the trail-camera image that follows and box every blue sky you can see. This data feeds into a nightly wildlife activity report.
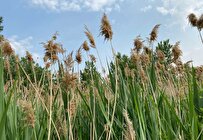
[1,0,203,66]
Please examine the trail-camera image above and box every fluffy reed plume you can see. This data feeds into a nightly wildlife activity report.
[188,13,198,27]
[140,54,150,66]
[197,14,203,30]
[64,51,74,70]
[123,109,136,140]
[124,66,132,77]
[75,47,82,64]
[18,100,35,128]
[195,66,203,81]
[172,41,182,62]
[82,40,90,51]
[63,72,77,89]
[150,24,160,42]
[43,34,65,63]
[14,55,20,72]
[26,51,33,62]
[2,41,13,56]
[133,36,143,53]
[4,58,10,72]
[100,13,113,41]
[67,98,78,119]
[140,68,147,82]
[156,49,165,61]
[131,51,140,64]
[55,119,67,136]
[143,47,152,55]
[156,61,164,70]
[89,54,96,62]
[45,62,51,69]
[84,26,96,48]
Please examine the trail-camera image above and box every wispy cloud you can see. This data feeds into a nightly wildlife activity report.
[141,5,152,12]
[182,47,203,66]
[8,36,41,63]
[30,0,124,12]
[156,0,203,28]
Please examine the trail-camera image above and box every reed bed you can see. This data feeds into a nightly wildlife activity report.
[0,13,202,140]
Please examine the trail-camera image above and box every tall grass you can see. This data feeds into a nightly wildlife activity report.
[0,13,202,140]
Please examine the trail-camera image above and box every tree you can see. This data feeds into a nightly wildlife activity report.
[0,17,3,33]
[156,39,173,65]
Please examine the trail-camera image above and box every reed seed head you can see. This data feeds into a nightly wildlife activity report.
[133,36,143,53]
[63,72,77,89]
[143,47,152,55]
[140,54,150,66]
[197,14,203,30]
[64,51,74,70]
[18,100,35,128]
[156,49,165,61]
[150,24,160,42]
[76,47,82,64]
[172,41,182,61]
[43,34,65,63]
[26,51,33,62]
[82,40,90,51]
[123,109,136,140]
[100,13,113,41]
[131,51,140,64]
[188,13,198,27]
[2,41,13,56]
[84,26,96,48]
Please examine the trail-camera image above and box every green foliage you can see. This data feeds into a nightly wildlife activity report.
[156,39,173,65]
[0,17,3,32]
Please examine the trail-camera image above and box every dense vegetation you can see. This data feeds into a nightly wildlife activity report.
[0,13,203,140]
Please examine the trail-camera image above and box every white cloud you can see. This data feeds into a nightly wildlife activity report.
[156,6,175,15]
[182,46,203,66]
[30,0,124,12]
[141,5,152,12]
[156,0,203,28]
[8,36,41,63]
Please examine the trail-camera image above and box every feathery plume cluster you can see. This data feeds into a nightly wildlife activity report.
[100,13,113,41]
[133,36,143,53]
[64,51,74,70]
[131,51,140,64]
[123,109,136,140]
[67,98,78,119]
[43,34,65,63]
[18,100,35,128]
[75,47,82,64]
[196,66,203,81]
[172,41,182,62]
[188,13,203,30]
[188,13,198,27]
[63,72,77,89]
[143,47,152,55]
[84,26,96,48]
[2,41,13,56]
[156,49,165,61]
[140,54,150,66]
[150,24,160,42]
[26,51,33,62]
[197,14,203,30]
[82,40,90,51]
